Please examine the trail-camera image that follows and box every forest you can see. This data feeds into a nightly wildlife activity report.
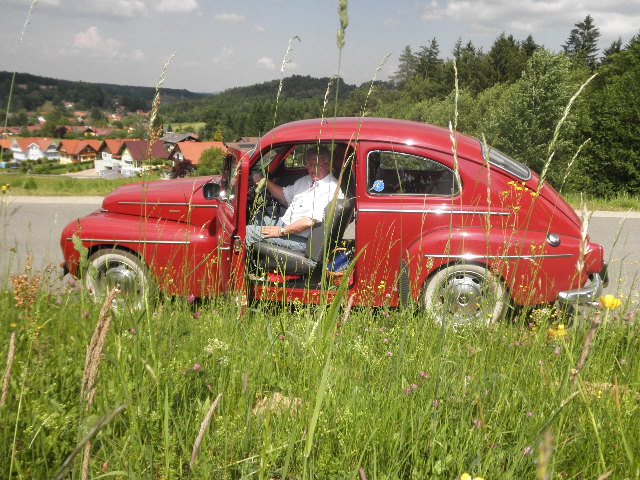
[160,16,640,197]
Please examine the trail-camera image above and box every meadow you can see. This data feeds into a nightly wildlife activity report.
[0,259,639,479]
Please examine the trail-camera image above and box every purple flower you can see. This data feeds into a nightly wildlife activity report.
[383,338,389,343]
[82,311,89,318]
[130,328,137,335]
[524,446,533,456]
[193,312,201,319]
[386,351,393,357]
[419,371,429,379]
[473,419,483,429]
[279,335,285,340]
[554,346,561,355]
[526,411,533,418]
[412,384,419,390]
[193,364,202,371]
[187,294,196,304]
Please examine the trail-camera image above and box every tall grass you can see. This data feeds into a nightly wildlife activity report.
[0,173,162,196]
[0,286,638,478]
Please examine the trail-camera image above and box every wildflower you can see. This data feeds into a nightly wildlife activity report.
[600,294,622,310]
[412,384,419,391]
[524,446,533,456]
[526,411,533,418]
[386,351,393,357]
[432,399,440,408]
[193,364,202,371]
[82,311,89,318]
[130,328,137,335]
[279,334,285,340]
[473,419,482,429]
[548,324,568,339]
[10,323,17,328]
[193,312,201,319]
[383,338,389,343]
[554,346,561,355]
[460,473,484,480]
[419,371,428,379]
[187,294,196,304]
[620,359,627,365]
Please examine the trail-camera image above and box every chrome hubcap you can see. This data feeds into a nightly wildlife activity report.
[437,271,490,320]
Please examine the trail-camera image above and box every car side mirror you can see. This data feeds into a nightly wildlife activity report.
[203,182,221,200]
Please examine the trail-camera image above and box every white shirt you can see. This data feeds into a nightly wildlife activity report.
[280,174,343,238]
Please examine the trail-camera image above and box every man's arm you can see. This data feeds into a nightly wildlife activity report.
[260,217,315,239]
[253,173,288,206]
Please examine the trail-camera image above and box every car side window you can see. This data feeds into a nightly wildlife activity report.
[367,151,460,196]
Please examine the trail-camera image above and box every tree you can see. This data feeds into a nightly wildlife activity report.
[483,33,526,85]
[196,147,226,176]
[563,15,601,68]
[391,46,417,87]
[600,38,622,65]
[171,159,195,178]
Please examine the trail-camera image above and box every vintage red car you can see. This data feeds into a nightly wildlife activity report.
[61,117,607,322]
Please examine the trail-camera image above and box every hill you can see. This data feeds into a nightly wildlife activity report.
[160,74,362,140]
[0,71,208,113]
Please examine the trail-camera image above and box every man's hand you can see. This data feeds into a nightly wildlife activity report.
[252,172,264,186]
[260,225,283,239]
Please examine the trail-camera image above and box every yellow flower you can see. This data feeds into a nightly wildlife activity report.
[460,474,484,480]
[548,324,568,339]
[600,294,622,310]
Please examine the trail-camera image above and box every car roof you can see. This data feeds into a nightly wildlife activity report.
[257,117,482,159]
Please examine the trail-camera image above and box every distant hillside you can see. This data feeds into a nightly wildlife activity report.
[160,75,361,140]
[0,71,208,113]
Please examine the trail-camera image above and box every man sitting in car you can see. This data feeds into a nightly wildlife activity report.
[246,146,343,253]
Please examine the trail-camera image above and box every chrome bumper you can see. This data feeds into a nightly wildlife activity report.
[557,264,609,307]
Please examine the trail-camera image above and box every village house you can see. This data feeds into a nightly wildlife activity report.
[11,137,59,162]
[95,138,129,173]
[169,141,227,166]
[159,132,199,150]
[58,139,102,164]
[121,140,168,173]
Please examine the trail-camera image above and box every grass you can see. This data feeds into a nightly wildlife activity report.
[170,122,206,133]
[0,276,638,478]
[0,173,162,197]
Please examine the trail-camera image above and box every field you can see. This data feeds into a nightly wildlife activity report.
[0,260,639,478]
[169,122,206,133]
[0,173,162,197]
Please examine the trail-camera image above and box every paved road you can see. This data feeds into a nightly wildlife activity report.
[1,196,639,305]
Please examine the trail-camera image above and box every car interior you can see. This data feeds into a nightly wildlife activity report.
[247,142,357,289]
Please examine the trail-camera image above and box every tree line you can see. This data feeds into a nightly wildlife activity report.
[161,16,639,197]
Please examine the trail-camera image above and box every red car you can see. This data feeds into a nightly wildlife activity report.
[61,118,607,322]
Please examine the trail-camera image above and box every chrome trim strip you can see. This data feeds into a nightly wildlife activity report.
[66,238,191,245]
[359,208,510,216]
[117,202,218,208]
[424,253,573,260]
[218,247,232,251]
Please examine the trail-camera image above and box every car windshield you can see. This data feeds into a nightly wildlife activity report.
[482,144,532,181]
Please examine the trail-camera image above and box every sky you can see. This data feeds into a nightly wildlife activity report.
[1,0,639,94]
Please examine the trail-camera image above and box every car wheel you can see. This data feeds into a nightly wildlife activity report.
[85,249,150,311]
[423,264,508,325]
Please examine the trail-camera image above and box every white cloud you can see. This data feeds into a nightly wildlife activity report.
[66,26,145,61]
[10,0,200,17]
[384,17,400,27]
[420,0,640,40]
[214,13,246,23]
[156,0,199,13]
[255,25,267,32]
[257,56,276,70]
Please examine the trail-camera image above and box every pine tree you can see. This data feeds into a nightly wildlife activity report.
[563,15,601,68]
[392,45,418,87]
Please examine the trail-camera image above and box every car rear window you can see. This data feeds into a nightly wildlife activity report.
[367,151,460,196]
[482,145,532,181]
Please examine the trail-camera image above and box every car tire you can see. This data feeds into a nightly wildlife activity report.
[423,263,508,325]
[85,249,150,311]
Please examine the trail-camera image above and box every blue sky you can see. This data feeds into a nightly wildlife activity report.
[1,0,638,94]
